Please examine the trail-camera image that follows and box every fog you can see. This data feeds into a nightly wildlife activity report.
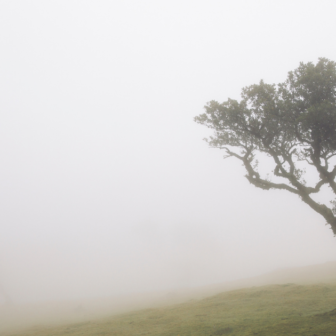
[1,0,336,310]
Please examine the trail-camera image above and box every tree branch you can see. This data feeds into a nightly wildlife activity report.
[227,146,336,235]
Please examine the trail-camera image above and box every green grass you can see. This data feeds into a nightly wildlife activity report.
[6,283,336,336]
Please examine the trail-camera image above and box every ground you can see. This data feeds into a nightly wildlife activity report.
[3,282,336,336]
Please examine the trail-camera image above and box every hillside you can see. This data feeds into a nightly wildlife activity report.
[3,282,336,336]
[1,261,336,335]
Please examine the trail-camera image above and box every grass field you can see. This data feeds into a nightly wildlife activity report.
[4,282,336,336]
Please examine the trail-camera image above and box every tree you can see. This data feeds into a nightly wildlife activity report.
[195,58,336,235]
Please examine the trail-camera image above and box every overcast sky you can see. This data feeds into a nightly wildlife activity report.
[1,0,336,303]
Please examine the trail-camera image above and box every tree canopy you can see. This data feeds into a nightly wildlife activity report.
[195,58,336,235]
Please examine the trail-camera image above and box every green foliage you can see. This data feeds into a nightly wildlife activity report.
[195,58,336,235]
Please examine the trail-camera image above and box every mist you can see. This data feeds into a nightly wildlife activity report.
[1,0,336,311]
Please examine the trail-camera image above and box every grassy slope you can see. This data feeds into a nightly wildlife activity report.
[6,283,336,336]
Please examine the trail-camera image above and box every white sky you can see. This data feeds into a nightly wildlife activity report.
[1,0,336,303]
